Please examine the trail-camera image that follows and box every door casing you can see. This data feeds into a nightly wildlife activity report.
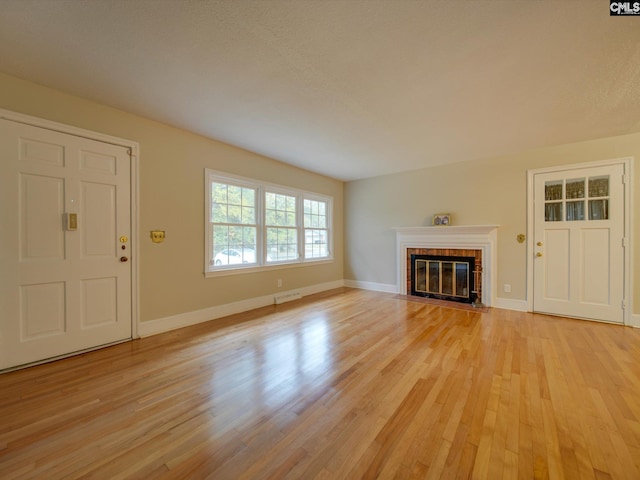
[0,109,140,346]
[526,157,633,325]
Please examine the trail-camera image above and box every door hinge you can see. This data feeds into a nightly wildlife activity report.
[622,174,628,184]
[622,237,628,248]
[622,299,626,310]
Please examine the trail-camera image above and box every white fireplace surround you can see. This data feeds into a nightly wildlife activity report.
[394,225,499,307]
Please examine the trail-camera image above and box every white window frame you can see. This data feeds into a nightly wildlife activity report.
[204,169,333,277]
[264,186,300,265]
[303,193,332,260]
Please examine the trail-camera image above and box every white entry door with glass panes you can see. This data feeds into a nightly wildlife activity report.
[0,118,133,370]
[533,163,625,323]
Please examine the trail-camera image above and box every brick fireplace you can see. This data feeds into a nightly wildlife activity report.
[394,225,498,307]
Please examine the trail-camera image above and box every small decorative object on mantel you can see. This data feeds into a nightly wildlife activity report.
[432,213,451,226]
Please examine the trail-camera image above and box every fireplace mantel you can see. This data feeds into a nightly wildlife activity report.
[394,225,499,306]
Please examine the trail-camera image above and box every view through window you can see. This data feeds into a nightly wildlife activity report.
[205,170,332,274]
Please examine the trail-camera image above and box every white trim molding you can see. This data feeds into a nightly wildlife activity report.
[394,225,499,307]
[139,280,344,337]
[493,298,528,312]
[343,279,398,294]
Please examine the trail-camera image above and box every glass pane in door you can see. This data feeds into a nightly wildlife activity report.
[566,201,585,221]
[415,260,427,292]
[455,263,469,297]
[545,203,562,222]
[441,262,453,295]
[428,261,440,293]
[545,181,563,200]
[565,178,585,199]
[589,199,609,220]
[589,176,608,197]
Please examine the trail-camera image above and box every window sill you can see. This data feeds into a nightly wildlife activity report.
[204,257,334,278]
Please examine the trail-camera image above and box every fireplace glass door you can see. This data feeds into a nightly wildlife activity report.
[411,255,475,303]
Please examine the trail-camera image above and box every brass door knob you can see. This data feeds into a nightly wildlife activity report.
[536,252,543,257]
[537,241,543,246]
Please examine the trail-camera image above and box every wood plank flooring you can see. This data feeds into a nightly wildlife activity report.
[1,287,640,479]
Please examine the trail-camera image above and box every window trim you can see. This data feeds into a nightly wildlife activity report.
[204,169,333,277]
[264,187,300,265]
[303,193,332,260]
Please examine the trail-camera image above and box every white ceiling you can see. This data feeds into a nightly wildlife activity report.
[1,1,639,181]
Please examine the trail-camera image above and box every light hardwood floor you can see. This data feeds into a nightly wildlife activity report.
[1,288,640,479]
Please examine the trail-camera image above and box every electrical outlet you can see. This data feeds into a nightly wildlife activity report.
[503,284,511,293]
[277,279,282,288]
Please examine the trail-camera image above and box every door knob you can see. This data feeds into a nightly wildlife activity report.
[536,252,543,257]
[537,241,543,246]
[120,256,129,262]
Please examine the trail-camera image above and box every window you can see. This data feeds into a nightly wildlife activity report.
[265,191,298,262]
[544,175,610,222]
[304,198,329,259]
[205,169,332,275]
[210,181,258,266]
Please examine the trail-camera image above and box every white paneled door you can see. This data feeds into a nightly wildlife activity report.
[0,119,132,370]
[533,164,625,323]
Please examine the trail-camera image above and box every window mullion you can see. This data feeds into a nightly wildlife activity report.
[258,185,265,265]
[297,194,303,260]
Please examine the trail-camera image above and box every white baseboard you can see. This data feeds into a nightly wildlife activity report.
[143,279,637,336]
[493,297,529,312]
[139,295,271,337]
[344,281,531,312]
[295,280,345,299]
[139,280,344,337]
[343,279,398,294]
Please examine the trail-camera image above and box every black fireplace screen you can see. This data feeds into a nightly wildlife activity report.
[410,255,476,303]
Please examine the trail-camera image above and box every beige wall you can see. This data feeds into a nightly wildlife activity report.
[345,133,640,314]
[2,71,638,322]
[0,72,344,322]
